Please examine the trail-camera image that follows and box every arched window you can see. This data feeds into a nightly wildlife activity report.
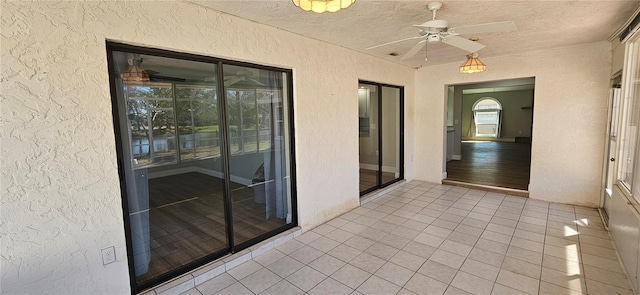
[472,98,502,138]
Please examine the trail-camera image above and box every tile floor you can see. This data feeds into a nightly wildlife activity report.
[178,181,634,295]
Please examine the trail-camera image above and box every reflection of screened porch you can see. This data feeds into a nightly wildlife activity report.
[125,83,279,167]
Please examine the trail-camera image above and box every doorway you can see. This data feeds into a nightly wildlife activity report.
[444,78,534,191]
[358,81,404,195]
[107,43,297,292]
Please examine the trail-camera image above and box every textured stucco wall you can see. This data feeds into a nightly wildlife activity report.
[415,42,611,206]
[0,1,415,293]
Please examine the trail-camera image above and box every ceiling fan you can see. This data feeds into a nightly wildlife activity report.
[204,70,265,87]
[367,1,517,61]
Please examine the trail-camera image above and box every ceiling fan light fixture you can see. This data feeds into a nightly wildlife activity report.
[459,53,486,74]
[292,0,355,13]
[121,58,150,82]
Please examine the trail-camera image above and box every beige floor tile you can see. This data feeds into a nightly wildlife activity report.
[240,268,281,294]
[289,245,323,264]
[450,271,494,295]
[309,254,346,276]
[261,279,304,295]
[506,245,542,265]
[417,260,459,284]
[585,279,634,295]
[195,273,237,295]
[285,266,327,292]
[540,267,586,293]
[583,264,632,289]
[580,253,626,273]
[414,232,446,248]
[266,256,304,278]
[331,264,372,289]
[496,270,539,295]
[214,282,252,295]
[389,250,427,271]
[429,249,466,269]
[444,286,472,295]
[500,256,541,279]
[344,235,376,251]
[374,262,414,286]
[490,283,523,294]
[541,254,581,275]
[326,228,355,243]
[439,239,473,257]
[349,252,386,273]
[468,247,505,268]
[538,281,584,295]
[365,242,400,260]
[329,244,363,263]
[460,258,500,281]
[404,273,448,295]
[308,277,353,295]
[402,240,437,259]
[253,249,286,267]
[227,260,263,280]
[356,275,401,295]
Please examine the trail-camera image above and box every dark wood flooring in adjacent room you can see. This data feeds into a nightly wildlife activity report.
[359,168,396,193]
[446,141,531,190]
[137,172,286,285]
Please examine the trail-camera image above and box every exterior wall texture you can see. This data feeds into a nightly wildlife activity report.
[0,1,415,293]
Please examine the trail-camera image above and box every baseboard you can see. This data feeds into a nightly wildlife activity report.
[441,180,529,197]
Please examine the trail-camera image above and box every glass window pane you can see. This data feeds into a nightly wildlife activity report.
[223,64,293,245]
[621,36,640,192]
[175,84,221,160]
[111,51,227,288]
[358,83,379,193]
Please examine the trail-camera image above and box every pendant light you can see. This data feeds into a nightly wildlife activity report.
[459,53,486,74]
[292,0,355,13]
[121,58,150,82]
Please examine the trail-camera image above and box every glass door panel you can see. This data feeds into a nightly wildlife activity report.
[359,83,380,193]
[111,51,228,287]
[223,64,294,245]
[381,86,401,186]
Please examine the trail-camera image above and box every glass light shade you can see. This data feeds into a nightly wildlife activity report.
[459,53,487,74]
[292,0,355,13]
[121,58,150,82]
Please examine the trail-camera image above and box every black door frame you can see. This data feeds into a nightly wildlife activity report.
[106,41,298,293]
[358,80,405,196]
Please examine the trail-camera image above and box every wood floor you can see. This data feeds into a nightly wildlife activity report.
[359,168,397,193]
[137,172,286,285]
[446,141,531,190]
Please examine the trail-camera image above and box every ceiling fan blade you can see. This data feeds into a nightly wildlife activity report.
[224,77,241,86]
[400,40,427,60]
[449,21,517,35]
[366,36,424,50]
[248,78,265,86]
[442,35,486,53]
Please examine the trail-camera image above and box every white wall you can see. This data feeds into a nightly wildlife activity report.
[415,42,611,206]
[0,1,415,293]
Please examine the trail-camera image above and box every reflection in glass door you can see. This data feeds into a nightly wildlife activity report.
[223,64,293,245]
[108,44,296,292]
[359,81,404,195]
[358,84,379,192]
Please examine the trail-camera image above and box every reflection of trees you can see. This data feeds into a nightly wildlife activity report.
[127,84,174,138]
[176,87,219,133]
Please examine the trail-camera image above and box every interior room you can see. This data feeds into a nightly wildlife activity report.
[445,79,534,191]
[4,1,640,295]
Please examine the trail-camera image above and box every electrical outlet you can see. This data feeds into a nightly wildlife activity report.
[101,246,116,265]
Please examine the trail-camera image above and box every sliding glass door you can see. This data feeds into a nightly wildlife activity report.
[358,81,404,195]
[107,43,296,292]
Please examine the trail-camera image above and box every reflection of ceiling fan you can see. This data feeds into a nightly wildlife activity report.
[204,70,265,87]
[367,1,517,61]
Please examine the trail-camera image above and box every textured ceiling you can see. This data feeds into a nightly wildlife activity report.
[192,0,640,68]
